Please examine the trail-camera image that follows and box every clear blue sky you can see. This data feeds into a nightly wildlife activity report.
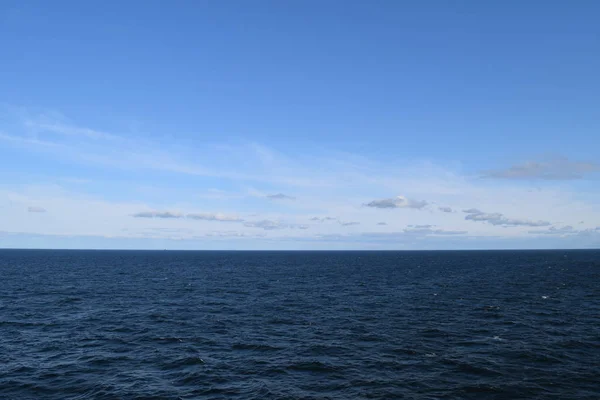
[1,1,599,249]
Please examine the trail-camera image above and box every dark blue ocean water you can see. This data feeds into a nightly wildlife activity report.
[0,250,599,399]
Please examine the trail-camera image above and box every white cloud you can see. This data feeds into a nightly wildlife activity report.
[243,219,288,230]
[310,216,337,222]
[204,231,267,238]
[2,109,600,248]
[463,209,551,227]
[528,225,576,235]
[132,211,243,222]
[186,213,243,222]
[242,219,310,230]
[365,195,428,209]
[132,211,183,219]
[404,225,467,235]
[529,225,600,236]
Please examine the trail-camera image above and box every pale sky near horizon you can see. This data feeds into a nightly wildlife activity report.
[1,1,599,250]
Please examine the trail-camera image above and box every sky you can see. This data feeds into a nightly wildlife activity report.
[1,0,599,250]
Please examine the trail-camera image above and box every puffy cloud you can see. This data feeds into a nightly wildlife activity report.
[482,158,599,180]
[365,195,428,209]
[463,209,550,227]
[27,206,47,213]
[266,193,296,200]
[438,206,453,213]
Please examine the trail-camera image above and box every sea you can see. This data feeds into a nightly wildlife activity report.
[0,249,598,399]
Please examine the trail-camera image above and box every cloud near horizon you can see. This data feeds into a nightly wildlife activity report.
[463,209,551,227]
[529,225,600,236]
[2,108,599,249]
[133,211,243,222]
[404,225,467,235]
[186,213,244,222]
[243,219,308,230]
[365,196,428,209]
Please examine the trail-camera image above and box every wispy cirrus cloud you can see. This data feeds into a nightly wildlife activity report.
[3,107,600,249]
[365,195,428,209]
[0,132,64,148]
[25,121,121,141]
[482,158,599,180]
[1,111,336,188]
[463,209,551,227]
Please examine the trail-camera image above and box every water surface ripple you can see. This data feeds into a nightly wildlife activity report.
[1,250,599,399]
